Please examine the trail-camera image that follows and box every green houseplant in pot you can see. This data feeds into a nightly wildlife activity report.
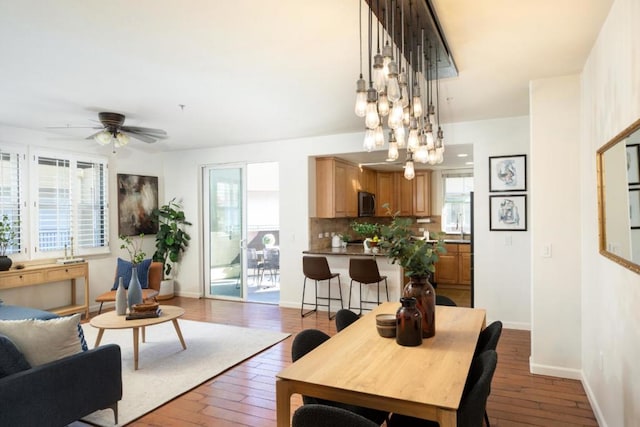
[350,221,380,252]
[379,205,446,338]
[152,198,191,299]
[0,215,17,271]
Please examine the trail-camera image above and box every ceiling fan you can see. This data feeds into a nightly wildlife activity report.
[88,112,168,147]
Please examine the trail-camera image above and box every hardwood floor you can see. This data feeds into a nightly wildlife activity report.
[96,297,597,426]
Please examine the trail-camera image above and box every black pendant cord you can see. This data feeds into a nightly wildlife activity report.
[368,3,373,86]
[359,0,363,79]
[436,46,440,127]
[376,0,381,54]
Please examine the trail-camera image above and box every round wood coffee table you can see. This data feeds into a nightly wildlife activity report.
[90,305,186,370]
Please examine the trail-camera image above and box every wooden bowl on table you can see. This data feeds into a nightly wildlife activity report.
[376,313,396,338]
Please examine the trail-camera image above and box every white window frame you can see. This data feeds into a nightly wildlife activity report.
[30,149,110,260]
[0,144,28,261]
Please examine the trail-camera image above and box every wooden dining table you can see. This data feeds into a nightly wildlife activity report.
[276,302,486,426]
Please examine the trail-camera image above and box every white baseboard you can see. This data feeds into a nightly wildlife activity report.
[175,291,203,299]
[529,358,582,380]
[581,371,608,427]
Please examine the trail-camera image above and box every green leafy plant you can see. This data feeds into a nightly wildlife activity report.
[120,234,146,265]
[379,204,446,278]
[350,221,379,239]
[152,198,192,278]
[0,215,17,257]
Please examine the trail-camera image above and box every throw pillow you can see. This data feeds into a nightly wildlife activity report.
[112,257,152,290]
[0,313,83,366]
[0,334,31,378]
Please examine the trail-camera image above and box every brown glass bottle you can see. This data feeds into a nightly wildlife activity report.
[396,297,423,347]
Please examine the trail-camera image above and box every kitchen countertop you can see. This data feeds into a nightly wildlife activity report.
[303,246,384,256]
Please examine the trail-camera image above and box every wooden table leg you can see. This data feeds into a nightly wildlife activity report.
[94,328,104,348]
[437,408,456,427]
[142,326,146,343]
[133,327,140,370]
[276,379,292,427]
[172,319,187,349]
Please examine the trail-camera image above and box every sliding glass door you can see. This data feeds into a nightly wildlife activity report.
[203,164,246,300]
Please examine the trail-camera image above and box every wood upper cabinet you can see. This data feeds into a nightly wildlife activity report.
[396,172,414,216]
[376,172,395,215]
[413,171,432,216]
[316,157,358,218]
[359,168,377,194]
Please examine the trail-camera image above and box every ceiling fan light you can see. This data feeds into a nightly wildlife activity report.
[115,132,130,147]
[94,130,112,146]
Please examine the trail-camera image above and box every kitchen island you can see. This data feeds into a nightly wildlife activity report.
[303,245,405,308]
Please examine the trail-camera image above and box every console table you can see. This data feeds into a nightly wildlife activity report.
[0,262,90,319]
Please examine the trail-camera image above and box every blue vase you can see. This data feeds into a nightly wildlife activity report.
[127,266,143,310]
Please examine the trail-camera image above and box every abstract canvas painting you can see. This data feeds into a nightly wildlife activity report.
[117,174,159,236]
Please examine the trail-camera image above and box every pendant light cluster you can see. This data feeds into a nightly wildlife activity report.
[354,0,446,180]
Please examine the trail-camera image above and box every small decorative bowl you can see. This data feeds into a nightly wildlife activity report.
[376,314,396,338]
[131,302,159,313]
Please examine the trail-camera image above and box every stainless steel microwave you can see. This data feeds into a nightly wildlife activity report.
[358,191,376,217]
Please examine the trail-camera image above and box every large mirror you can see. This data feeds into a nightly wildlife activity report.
[597,118,640,274]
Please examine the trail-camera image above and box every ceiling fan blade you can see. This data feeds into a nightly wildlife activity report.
[120,130,157,144]
[121,126,168,138]
[46,125,101,129]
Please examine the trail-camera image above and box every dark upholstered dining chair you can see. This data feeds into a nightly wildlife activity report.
[301,256,343,319]
[291,329,389,425]
[335,309,360,332]
[292,404,381,427]
[388,350,498,427]
[436,295,457,306]
[473,320,503,427]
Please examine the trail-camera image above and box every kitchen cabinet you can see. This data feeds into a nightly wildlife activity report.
[359,168,377,194]
[316,157,359,218]
[413,171,432,216]
[376,171,432,217]
[435,243,471,286]
[375,172,395,215]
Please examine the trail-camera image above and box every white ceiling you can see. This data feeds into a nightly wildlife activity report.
[0,0,612,168]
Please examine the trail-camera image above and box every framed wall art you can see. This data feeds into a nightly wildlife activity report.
[490,194,527,231]
[489,154,527,192]
[117,173,159,236]
[627,144,640,185]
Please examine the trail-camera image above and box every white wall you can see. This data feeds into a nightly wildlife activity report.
[580,0,640,425]
[444,116,531,329]
[529,75,582,378]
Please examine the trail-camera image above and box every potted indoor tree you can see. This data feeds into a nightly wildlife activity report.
[152,198,191,299]
[378,204,446,338]
[0,215,17,271]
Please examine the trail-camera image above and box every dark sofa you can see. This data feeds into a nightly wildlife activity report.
[0,305,123,426]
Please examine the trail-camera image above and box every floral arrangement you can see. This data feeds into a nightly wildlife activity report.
[120,234,146,265]
[0,215,17,257]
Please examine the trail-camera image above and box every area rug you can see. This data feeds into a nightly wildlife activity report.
[80,319,290,426]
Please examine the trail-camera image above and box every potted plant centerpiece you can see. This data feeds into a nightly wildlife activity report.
[350,221,380,252]
[0,215,17,271]
[152,198,191,299]
[379,205,446,338]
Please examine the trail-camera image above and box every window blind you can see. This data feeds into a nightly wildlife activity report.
[36,156,72,252]
[0,149,23,255]
[76,160,108,250]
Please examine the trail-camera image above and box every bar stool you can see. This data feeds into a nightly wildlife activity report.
[301,256,343,319]
[348,257,389,314]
